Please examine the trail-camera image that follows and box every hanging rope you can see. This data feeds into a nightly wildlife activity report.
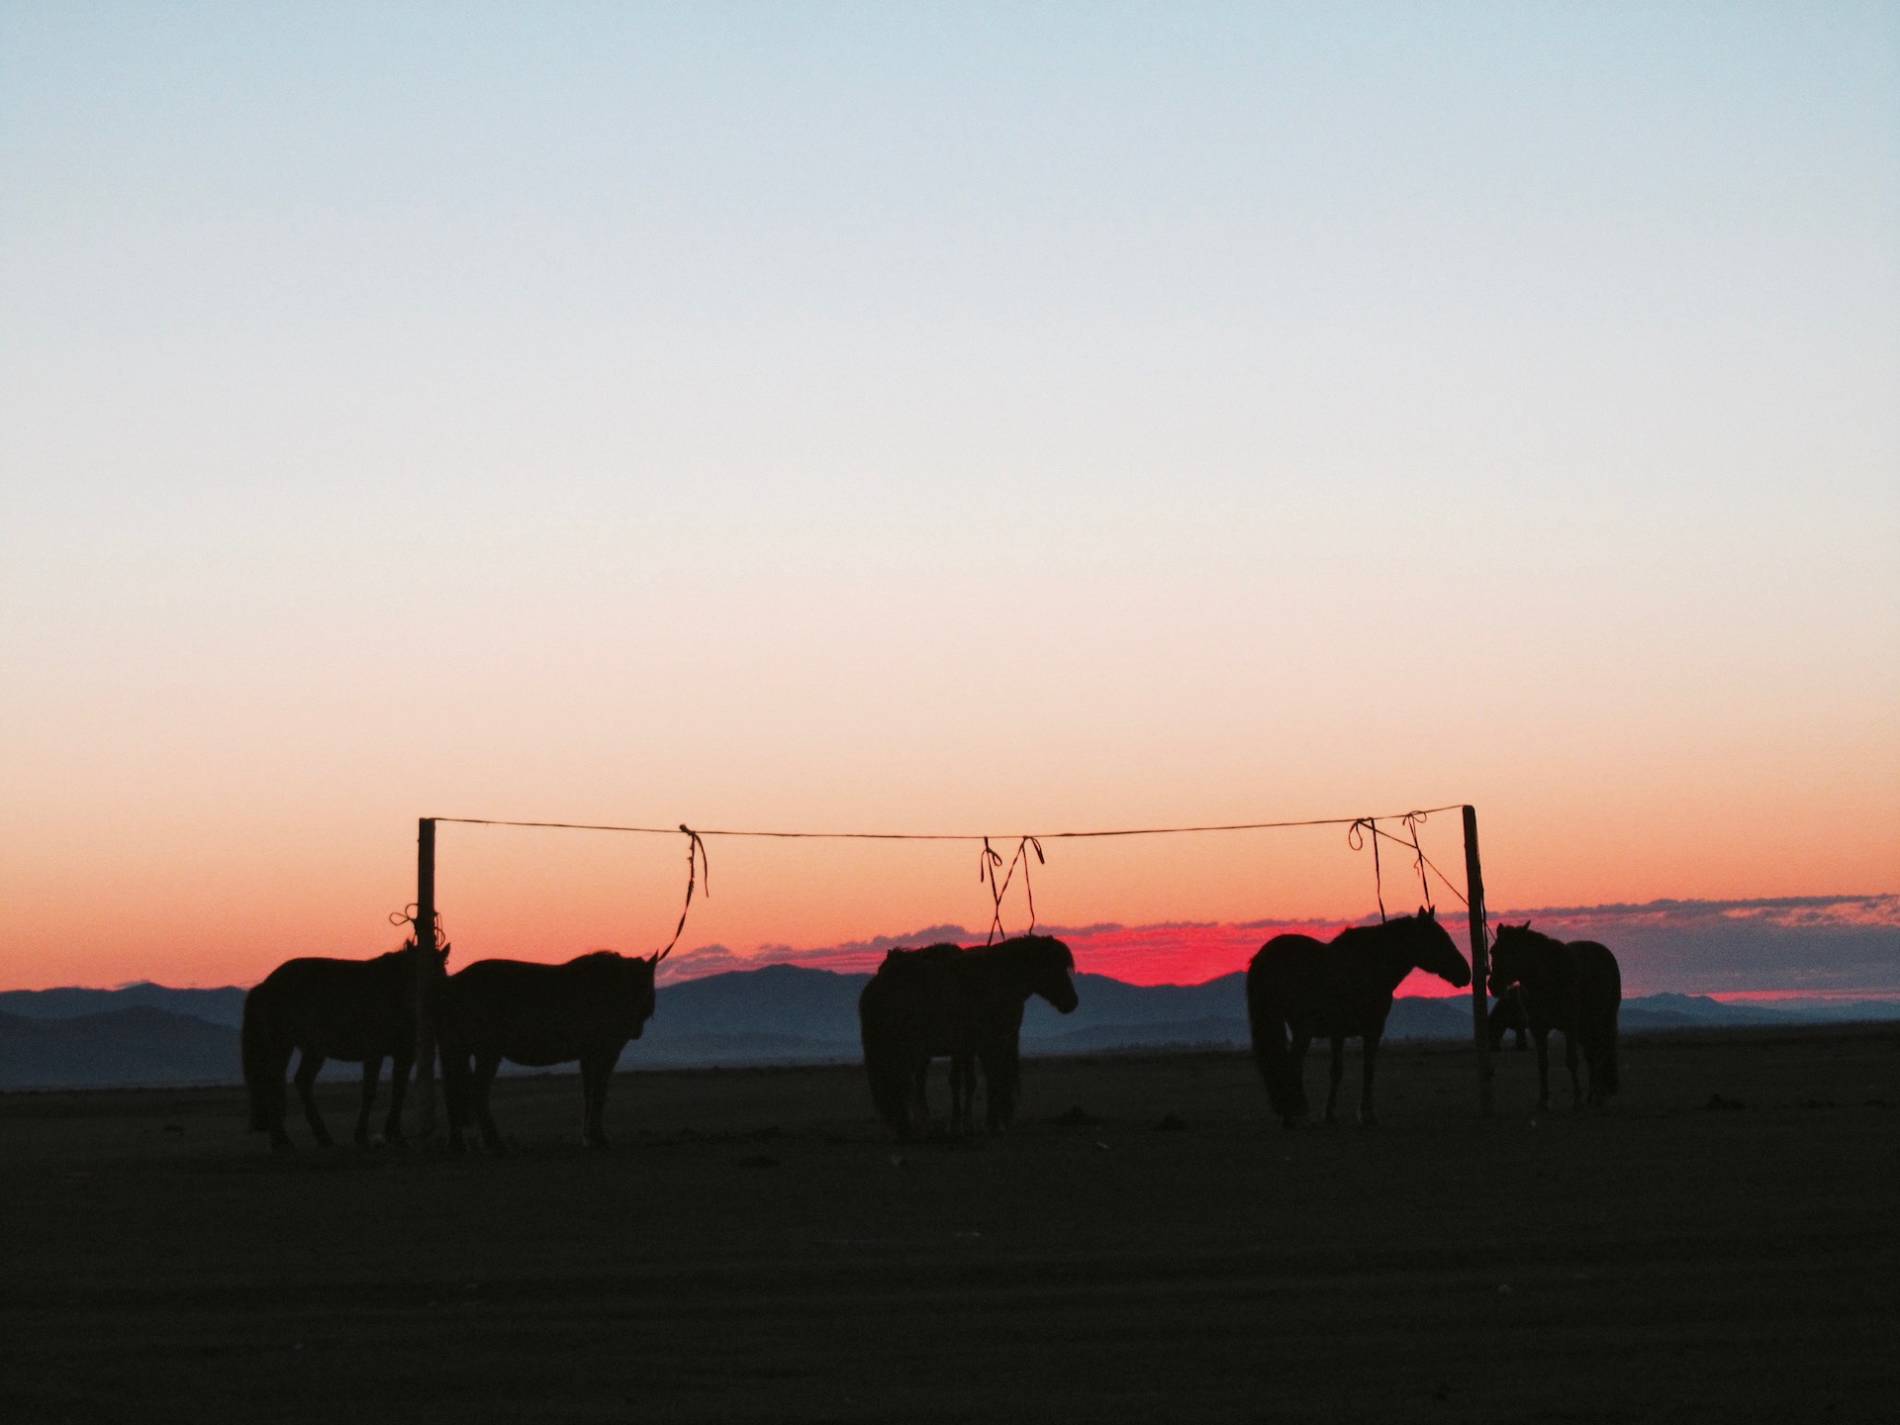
[654,825,708,962]
[429,804,1469,951]
[1366,825,1471,908]
[1347,818,1388,923]
[1401,809,1434,912]
[976,835,1047,944]
[978,838,1006,945]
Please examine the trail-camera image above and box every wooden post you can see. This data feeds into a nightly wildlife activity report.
[1462,805,1493,1117]
[413,817,437,1137]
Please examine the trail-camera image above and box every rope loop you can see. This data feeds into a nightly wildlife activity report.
[1347,817,1388,923]
[386,903,447,949]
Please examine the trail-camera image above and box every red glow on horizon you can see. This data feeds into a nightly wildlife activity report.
[661,918,1483,994]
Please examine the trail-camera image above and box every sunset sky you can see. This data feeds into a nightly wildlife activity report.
[4,5,1896,994]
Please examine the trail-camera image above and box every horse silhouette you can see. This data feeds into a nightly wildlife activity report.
[1489,985,1530,1051]
[1247,908,1470,1127]
[438,950,663,1151]
[241,939,448,1151]
[1487,922,1621,1111]
[859,934,1078,1139]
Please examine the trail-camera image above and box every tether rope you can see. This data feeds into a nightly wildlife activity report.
[428,805,1475,952]
[429,805,1467,841]
[654,826,708,961]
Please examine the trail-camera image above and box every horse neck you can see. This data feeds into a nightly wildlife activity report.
[1343,926,1424,995]
[984,952,1044,1003]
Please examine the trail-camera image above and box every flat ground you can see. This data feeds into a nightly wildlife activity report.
[2,1027,1895,1424]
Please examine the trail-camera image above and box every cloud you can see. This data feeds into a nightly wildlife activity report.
[656,894,1900,998]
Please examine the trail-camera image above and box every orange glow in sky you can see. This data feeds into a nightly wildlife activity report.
[3,8,1897,995]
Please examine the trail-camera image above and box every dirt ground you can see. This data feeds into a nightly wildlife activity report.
[2,1026,1894,1424]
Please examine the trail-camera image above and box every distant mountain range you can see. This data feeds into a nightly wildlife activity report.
[1,967,1895,1090]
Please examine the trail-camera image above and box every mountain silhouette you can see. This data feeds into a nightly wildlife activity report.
[1,970,1892,1090]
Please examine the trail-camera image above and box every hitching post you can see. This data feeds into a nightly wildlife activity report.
[1461,804,1493,1116]
[413,817,437,1137]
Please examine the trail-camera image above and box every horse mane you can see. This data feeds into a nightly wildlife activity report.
[984,934,1074,970]
[565,949,626,967]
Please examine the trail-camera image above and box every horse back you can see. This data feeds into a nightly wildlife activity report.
[246,955,412,1061]
[1565,941,1622,1019]
[862,951,986,1059]
[442,956,648,1066]
[1248,934,1391,1038]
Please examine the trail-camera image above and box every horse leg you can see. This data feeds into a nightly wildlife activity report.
[1359,1036,1379,1127]
[355,1056,380,1147]
[580,1055,611,1149]
[592,1054,616,1148]
[1534,1030,1552,1112]
[1324,1036,1345,1125]
[294,1053,332,1147]
[442,1047,469,1152]
[910,1061,930,1139]
[264,1044,295,1151]
[1565,1032,1584,1112]
[472,1051,505,1152]
[384,1047,411,1145]
[1276,1030,1306,1124]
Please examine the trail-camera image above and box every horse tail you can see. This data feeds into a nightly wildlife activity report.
[240,986,276,1132]
[1246,956,1302,1123]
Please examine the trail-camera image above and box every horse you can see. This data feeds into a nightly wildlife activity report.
[241,939,448,1151]
[438,949,664,1151]
[1489,984,1530,1051]
[1246,907,1470,1128]
[859,934,1078,1139]
[1487,922,1621,1111]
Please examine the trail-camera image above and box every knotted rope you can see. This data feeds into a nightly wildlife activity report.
[979,835,1046,944]
[1348,818,1388,923]
[386,904,448,950]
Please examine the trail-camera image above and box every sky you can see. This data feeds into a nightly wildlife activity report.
[3,4,1897,993]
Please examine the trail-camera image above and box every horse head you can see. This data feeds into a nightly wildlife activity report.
[1013,934,1079,1014]
[1405,907,1471,989]
[1487,921,1533,996]
[616,948,661,1037]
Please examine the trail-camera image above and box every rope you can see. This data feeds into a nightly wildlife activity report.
[1347,818,1387,923]
[428,805,1467,842]
[1401,810,1434,912]
[386,904,447,949]
[654,825,708,962]
[977,838,1005,943]
[979,835,1045,944]
[1367,825,1470,908]
[429,805,1474,952]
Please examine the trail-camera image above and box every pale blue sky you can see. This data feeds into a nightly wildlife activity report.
[3,4,1897,980]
